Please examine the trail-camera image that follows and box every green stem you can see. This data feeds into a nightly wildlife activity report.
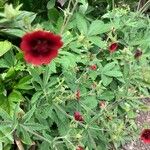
[139,0,150,13]
[60,0,78,34]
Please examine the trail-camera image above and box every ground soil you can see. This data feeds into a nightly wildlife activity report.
[122,98,150,150]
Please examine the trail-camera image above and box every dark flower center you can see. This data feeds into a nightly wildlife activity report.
[30,38,53,56]
[142,130,150,139]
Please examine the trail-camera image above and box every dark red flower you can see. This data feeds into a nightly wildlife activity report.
[134,49,142,59]
[89,64,97,70]
[20,30,63,65]
[76,90,80,100]
[109,42,118,53]
[140,129,150,144]
[76,146,84,150]
[74,112,84,122]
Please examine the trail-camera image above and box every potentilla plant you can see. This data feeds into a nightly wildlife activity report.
[0,2,150,150]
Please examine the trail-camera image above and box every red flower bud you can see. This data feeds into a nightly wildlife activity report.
[89,65,97,70]
[74,112,84,122]
[140,129,150,144]
[109,42,118,53]
[76,90,80,100]
[76,146,84,150]
[99,101,106,109]
[134,49,142,59]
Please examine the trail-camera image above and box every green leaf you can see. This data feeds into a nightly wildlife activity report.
[3,50,14,66]
[0,94,11,114]
[15,75,33,90]
[29,68,43,86]
[76,13,88,35]
[23,123,48,131]
[49,60,56,72]
[104,70,123,77]
[82,96,97,109]
[43,61,56,86]
[0,59,10,68]
[16,11,36,24]
[99,91,114,101]
[59,53,77,69]
[31,91,42,104]
[79,3,88,14]
[0,41,12,57]
[0,127,13,142]
[127,110,136,119]
[1,29,25,37]
[88,20,112,36]
[88,20,104,36]
[102,62,116,73]
[8,90,23,103]
[0,108,12,121]
[5,67,15,78]
[22,105,36,123]
[0,124,11,131]
[39,141,50,150]
[47,8,59,23]
[101,75,113,86]
[88,36,107,49]
[47,0,56,9]
[88,71,98,80]
[20,127,32,145]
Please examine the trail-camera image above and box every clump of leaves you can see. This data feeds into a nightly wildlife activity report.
[0,2,150,150]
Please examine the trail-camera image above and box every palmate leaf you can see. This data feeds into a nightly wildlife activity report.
[43,62,56,87]
[8,90,23,103]
[14,75,33,90]
[39,141,51,150]
[88,20,112,36]
[82,95,98,109]
[102,62,116,73]
[0,108,12,121]
[19,127,33,145]
[0,92,22,118]
[88,36,107,48]
[76,13,88,35]
[29,68,43,87]
[0,94,10,115]
[102,62,123,78]
[1,29,25,37]
[101,74,113,86]
[31,91,43,104]
[0,59,10,68]
[0,41,12,57]
[58,52,77,69]
[104,70,123,77]
[23,123,49,131]
[99,91,114,101]
[22,105,36,123]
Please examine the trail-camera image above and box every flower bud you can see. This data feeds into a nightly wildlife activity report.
[99,101,106,109]
[74,112,84,122]
[76,90,80,100]
[140,129,150,144]
[89,64,97,70]
[109,42,118,53]
[76,146,84,150]
[134,49,142,59]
